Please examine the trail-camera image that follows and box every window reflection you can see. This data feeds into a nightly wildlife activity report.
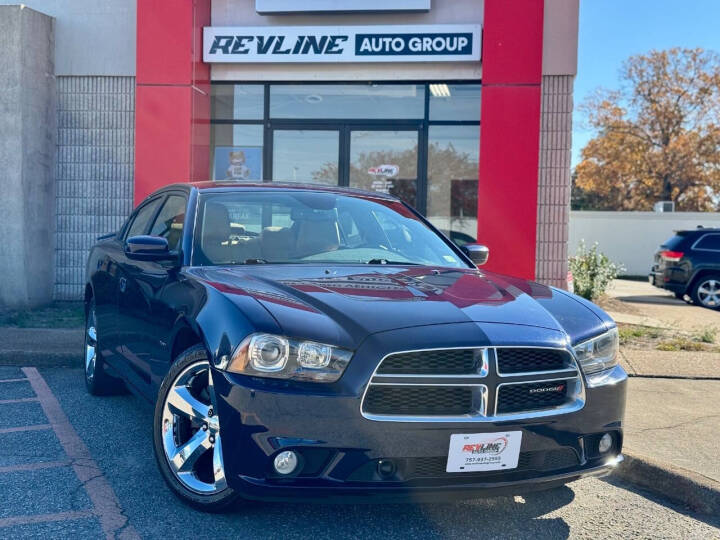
[348,130,418,207]
[273,130,339,184]
[270,84,425,119]
[427,126,479,245]
[211,85,264,120]
[429,84,481,121]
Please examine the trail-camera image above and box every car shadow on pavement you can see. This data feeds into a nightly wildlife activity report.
[38,368,578,539]
[231,488,575,539]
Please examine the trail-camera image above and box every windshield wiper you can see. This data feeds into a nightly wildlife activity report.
[243,258,268,264]
[366,259,420,265]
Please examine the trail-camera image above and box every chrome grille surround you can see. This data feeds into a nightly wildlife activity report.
[361,346,585,422]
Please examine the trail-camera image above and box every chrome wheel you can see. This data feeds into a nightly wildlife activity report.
[697,279,720,307]
[161,361,226,495]
[85,307,97,382]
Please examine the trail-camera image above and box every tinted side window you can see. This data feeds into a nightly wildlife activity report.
[694,234,720,251]
[126,198,162,239]
[150,195,187,250]
[661,234,688,251]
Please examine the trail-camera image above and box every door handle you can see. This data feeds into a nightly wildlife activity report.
[119,277,127,293]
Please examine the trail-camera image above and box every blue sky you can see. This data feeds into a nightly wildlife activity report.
[572,0,720,167]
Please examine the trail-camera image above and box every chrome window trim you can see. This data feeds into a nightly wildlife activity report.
[691,233,720,252]
[360,345,587,423]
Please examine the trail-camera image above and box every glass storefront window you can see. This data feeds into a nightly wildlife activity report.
[427,125,479,245]
[211,85,265,120]
[208,82,481,238]
[429,84,481,122]
[272,130,339,184]
[270,84,425,119]
[210,124,264,181]
[349,130,418,207]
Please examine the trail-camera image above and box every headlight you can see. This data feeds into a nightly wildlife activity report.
[573,327,619,375]
[223,333,352,382]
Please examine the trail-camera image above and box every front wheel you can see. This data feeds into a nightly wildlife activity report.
[153,345,240,512]
[691,276,720,310]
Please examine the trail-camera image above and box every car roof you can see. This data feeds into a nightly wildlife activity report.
[155,181,400,202]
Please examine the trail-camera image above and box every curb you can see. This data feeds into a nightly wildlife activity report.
[0,351,79,368]
[613,450,720,515]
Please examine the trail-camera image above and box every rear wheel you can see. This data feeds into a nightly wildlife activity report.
[153,345,240,512]
[691,276,720,310]
[84,301,124,395]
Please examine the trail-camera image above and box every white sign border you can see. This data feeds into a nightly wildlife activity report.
[203,24,482,64]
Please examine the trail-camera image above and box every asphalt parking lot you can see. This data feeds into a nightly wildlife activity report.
[1,366,719,539]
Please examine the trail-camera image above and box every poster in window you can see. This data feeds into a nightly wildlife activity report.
[214,146,263,181]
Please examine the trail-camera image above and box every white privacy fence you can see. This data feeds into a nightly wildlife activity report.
[568,211,720,276]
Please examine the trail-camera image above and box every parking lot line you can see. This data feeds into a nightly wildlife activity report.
[0,378,28,384]
[21,367,140,540]
[0,510,94,528]
[0,424,51,434]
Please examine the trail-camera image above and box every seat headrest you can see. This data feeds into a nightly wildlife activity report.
[203,202,231,243]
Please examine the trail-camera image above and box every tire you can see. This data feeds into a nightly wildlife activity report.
[153,345,240,512]
[691,275,720,310]
[84,300,125,395]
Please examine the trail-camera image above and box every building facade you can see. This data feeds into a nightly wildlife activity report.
[0,0,578,306]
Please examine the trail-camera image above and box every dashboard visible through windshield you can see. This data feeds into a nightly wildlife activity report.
[192,190,468,268]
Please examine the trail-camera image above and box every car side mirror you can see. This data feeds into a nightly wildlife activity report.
[125,235,174,261]
[462,244,489,266]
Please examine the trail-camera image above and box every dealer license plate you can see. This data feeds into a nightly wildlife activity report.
[446,431,523,472]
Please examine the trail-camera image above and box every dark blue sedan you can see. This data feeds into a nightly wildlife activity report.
[84,182,626,511]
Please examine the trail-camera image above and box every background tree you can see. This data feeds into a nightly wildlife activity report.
[575,47,720,211]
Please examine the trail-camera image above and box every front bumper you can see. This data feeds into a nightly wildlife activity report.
[213,324,627,502]
[232,456,624,503]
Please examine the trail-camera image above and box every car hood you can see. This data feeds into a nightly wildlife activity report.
[187,265,578,350]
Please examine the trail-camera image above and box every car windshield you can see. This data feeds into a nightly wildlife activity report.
[192,190,469,268]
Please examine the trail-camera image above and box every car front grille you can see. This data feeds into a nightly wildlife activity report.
[496,348,570,374]
[376,349,479,375]
[361,347,583,421]
[363,386,474,416]
[496,380,571,414]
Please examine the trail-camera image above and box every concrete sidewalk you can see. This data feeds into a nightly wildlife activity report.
[616,377,720,515]
[0,327,82,367]
[620,349,720,379]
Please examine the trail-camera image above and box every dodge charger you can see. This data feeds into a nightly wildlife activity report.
[84,182,626,511]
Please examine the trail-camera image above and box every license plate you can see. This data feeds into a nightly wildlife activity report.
[446,431,523,472]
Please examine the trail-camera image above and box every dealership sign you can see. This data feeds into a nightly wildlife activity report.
[203,25,481,63]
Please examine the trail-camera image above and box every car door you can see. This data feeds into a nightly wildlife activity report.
[114,195,165,394]
[117,193,189,396]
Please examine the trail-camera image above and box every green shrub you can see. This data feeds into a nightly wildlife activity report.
[569,241,623,301]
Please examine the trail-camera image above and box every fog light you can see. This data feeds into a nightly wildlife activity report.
[273,451,298,475]
[598,433,613,453]
[377,459,396,478]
